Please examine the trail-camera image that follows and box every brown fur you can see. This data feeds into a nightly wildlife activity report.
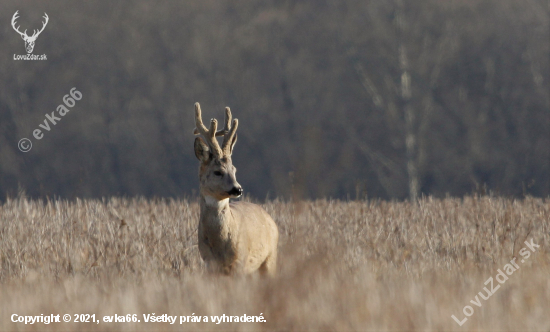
[193,103,278,275]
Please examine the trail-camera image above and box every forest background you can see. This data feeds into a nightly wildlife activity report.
[1,0,548,201]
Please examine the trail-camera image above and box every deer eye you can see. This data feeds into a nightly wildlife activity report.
[213,171,223,177]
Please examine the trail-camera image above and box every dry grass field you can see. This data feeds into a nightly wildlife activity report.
[0,195,549,331]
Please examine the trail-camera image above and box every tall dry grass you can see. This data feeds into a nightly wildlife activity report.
[0,195,549,331]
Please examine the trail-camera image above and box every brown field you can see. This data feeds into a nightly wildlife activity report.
[0,195,549,331]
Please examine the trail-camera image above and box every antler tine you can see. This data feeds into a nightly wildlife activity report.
[193,102,222,157]
[215,107,232,137]
[11,11,19,26]
[193,103,208,135]
[11,10,26,37]
[221,108,238,156]
[32,13,49,38]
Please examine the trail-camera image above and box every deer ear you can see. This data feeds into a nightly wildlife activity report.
[194,137,211,162]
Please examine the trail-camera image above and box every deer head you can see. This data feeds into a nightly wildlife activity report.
[193,103,242,200]
[12,11,49,54]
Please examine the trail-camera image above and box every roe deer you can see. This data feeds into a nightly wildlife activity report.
[193,102,278,276]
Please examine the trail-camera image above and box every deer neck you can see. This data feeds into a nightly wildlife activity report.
[199,194,233,228]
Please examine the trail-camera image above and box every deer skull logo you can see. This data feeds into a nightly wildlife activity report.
[11,11,49,54]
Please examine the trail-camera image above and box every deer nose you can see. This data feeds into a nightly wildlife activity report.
[228,187,243,197]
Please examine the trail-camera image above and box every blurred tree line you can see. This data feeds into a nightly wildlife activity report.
[0,0,548,200]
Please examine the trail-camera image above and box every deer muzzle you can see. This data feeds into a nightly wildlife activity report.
[227,186,243,198]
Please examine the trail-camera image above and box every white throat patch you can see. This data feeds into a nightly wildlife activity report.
[204,195,229,209]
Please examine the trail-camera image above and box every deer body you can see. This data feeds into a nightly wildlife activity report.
[198,199,278,275]
[193,103,278,275]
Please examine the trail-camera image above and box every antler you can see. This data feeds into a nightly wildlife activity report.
[220,107,238,156]
[193,103,238,157]
[11,11,27,38]
[194,103,223,158]
[31,13,49,38]
[11,11,49,39]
